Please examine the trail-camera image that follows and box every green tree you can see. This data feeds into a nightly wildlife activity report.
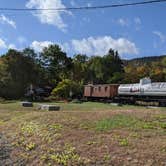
[103,49,124,83]
[40,44,72,86]
[0,49,40,99]
[72,54,88,82]
[88,56,104,84]
[22,48,37,59]
[51,79,83,99]
[22,48,48,86]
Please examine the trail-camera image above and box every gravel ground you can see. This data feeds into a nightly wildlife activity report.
[0,133,13,166]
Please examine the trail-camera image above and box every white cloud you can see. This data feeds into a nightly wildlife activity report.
[153,31,165,43]
[117,18,129,27]
[60,42,70,52]
[30,36,138,56]
[26,0,71,31]
[0,38,16,50]
[69,36,138,56]
[8,44,17,49]
[30,40,54,52]
[0,38,7,49]
[0,15,16,29]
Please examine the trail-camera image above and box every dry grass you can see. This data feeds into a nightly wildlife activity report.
[0,101,165,165]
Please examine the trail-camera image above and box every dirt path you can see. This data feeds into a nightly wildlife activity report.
[0,133,13,166]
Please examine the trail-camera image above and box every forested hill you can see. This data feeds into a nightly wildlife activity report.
[124,55,166,66]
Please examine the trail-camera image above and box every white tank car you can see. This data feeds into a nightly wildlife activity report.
[118,78,166,97]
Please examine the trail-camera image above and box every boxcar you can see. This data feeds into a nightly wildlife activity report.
[84,84,119,99]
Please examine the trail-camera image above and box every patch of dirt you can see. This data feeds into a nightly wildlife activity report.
[0,105,166,165]
[0,133,13,166]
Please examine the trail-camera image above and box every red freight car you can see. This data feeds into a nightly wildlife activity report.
[84,84,119,99]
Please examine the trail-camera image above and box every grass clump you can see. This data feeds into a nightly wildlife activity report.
[21,122,39,136]
[103,154,111,162]
[160,122,166,129]
[96,114,138,131]
[47,144,82,165]
[48,124,63,132]
[119,138,129,146]
[142,122,156,129]
[0,120,5,125]
[25,142,36,151]
[86,141,97,145]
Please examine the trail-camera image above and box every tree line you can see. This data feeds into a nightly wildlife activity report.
[0,44,165,99]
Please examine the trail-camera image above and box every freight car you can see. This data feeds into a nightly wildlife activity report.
[84,84,119,101]
[84,78,166,106]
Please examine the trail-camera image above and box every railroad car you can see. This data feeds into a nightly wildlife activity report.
[84,78,166,106]
[118,78,166,106]
[84,84,119,100]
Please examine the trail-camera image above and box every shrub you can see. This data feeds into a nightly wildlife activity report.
[51,79,83,99]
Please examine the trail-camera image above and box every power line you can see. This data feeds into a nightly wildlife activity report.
[0,0,165,11]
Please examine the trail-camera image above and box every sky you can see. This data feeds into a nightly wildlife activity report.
[0,0,166,59]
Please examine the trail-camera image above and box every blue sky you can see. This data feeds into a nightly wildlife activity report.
[0,0,166,59]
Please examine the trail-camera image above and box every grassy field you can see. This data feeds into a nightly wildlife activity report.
[0,101,166,165]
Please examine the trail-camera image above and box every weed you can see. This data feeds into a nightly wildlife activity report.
[41,154,47,161]
[86,141,97,145]
[79,122,93,130]
[17,136,25,146]
[159,122,166,129]
[154,115,166,121]
[103,154,111,161]
[48,124,63,132]
[119,138,129,146]
[25,142,36,151]
[49,144,82,165]
[140,116,166,130]
[0,120,4,125]
[21,122,39,136]
[161,146,166,152]
[129,132,140,138]
[54,133,62,138]
[142,122,156,129]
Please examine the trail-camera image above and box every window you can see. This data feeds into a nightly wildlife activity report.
[98,86,101,91]
[105,86,108,91]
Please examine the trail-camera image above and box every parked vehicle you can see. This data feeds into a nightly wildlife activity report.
[84,84,119,100]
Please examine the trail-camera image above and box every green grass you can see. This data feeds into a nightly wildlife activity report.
[96,115,138,131]
[0,101,165,112]
[95,114,166,131]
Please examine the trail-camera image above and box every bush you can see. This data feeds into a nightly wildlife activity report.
[51,79,83,99]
